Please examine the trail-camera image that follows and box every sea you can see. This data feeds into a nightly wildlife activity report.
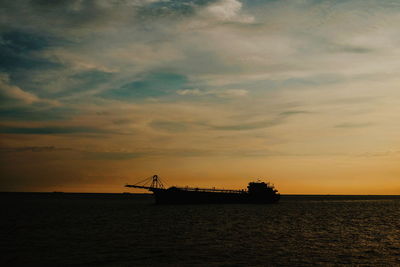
[1,193,399,266]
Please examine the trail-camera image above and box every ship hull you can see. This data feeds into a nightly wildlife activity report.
[151,188,280,204]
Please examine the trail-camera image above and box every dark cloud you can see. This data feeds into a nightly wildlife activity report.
[0,146,218,160]
[0,30,65,72]
[0,146,57,153]
[137,0,214,18]
[279,110,312,116]
[0,106,75,121]
[150,120,188,132]
[209,109,311,131]
[0,125,106,134]
[335,122,373,128]
[112,119,134,125]
[84,151,145,160]
[84,148,216,160]
[0,0,210,36]
[0,29,67,71]
[328,44,374,54]
[1,0,121,33]
[209,118,283,131]
[1,31,51,53]
[356,150,400,158]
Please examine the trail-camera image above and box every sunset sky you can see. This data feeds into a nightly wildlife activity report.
[1,0,399,194]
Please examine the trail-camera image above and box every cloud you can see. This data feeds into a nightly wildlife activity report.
[1,0,400,194]
[0,105,75,121]
[327,43,374,54]
[279,110,311,116]
[356,150,400,158]
[335,122,374,128]
[209,118,282,131]
[200,0,254,23]
[0,72,68,121]
[0,73,59,106]
[0,146,57,153]
[176,88,248,98]
[150,120,188,132]
[206,109,308,131]
[84,148,220,160]
[0,30,62,72]
[83,151,145,160]
[219,89,248,97]
[4,0,399,105]
[0,73,40,104]
[176,89,203,96]
[100,72,189,100]
[0,125,107,135]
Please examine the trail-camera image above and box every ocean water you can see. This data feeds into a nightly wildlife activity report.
[1,193,400,266]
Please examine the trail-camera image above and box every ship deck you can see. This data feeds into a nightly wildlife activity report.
[171,186,245,194]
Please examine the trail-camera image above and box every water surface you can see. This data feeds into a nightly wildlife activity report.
[1,193,399,266]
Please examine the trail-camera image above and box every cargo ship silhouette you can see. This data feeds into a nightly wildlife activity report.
[125,175,280,204]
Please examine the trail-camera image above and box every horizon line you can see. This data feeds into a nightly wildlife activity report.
[1,191,399,196]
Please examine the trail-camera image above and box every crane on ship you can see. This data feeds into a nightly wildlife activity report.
[126,175,247,193]
[125,175,165,190]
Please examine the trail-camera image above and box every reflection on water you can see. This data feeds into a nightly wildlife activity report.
[2,193,400,266]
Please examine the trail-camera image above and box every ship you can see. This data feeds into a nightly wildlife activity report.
[125,175,280,204]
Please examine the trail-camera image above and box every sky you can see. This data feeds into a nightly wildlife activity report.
[1,0,399,194]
